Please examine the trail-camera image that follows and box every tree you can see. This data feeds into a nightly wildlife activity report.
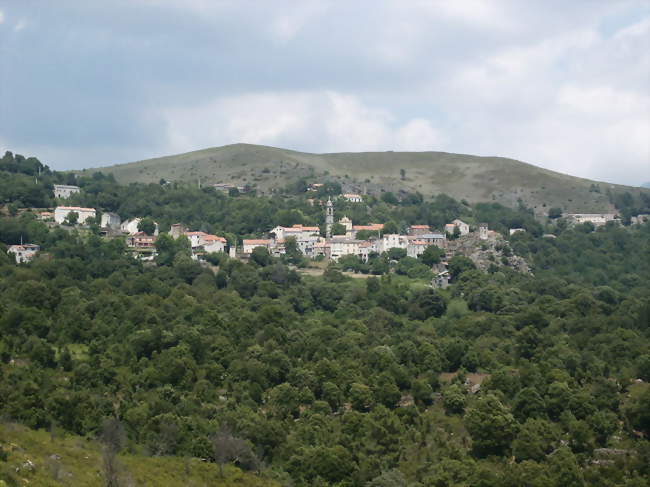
[548,207,562,219]
[513,387,546,422]
[447,255,476,279]
[381,192,399,205]
[386,248,407,261]
[512,419,559,462]
[419,245,444,266]
[411,288,447,319]
[100,417,126,487]
[250,246,271,266]
[211,425,256,477]
[64,211,79,226]
[465,394,518,457]
[382,221,399,234]
[548,447,585,487]
[331,222,347,235]
[399,169,406,181]
[443,384,466,414]
[137,217,156,236]
[350,383,374,412]
[283,236,303,265]
[368,469,409,487]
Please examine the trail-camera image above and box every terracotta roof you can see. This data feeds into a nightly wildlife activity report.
[353,223,384,231]
[410,225,429,229]
[185,231,207,236]
[56,206,95,212]
[202,235,226,242]
[243,239,271,245]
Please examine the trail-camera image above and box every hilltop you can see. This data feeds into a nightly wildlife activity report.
[89,143,647,214]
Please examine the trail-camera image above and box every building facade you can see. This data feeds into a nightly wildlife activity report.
[53,184,80,199]
[54,206,96,224]
[100,212,121,229]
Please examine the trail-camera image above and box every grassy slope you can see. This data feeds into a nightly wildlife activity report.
[0,423,277,487]
[88,143,647,214]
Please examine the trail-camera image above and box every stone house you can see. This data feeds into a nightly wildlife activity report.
[408,224,430,236]
[418,233,446,248]
[53,184,80,199]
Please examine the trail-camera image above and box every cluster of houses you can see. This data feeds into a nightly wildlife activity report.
[237,199,473,262]
[5,184,646,266]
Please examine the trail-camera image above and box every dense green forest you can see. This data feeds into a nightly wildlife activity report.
[1,152,650,486]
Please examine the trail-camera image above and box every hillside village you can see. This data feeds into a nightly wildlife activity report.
[8,183,650,285]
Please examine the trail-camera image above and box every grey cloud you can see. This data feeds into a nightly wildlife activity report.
[0,0,648,185]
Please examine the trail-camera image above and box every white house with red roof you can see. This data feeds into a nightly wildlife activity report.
[54,206,96,224]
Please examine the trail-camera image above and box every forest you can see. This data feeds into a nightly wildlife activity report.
[1,151,650,486]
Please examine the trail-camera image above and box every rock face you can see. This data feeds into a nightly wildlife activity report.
[446,232,531,274]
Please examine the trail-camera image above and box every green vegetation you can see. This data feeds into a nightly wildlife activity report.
[0,423,276,486]
[1,151,650,486]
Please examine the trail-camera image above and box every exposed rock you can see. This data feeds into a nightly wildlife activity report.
[446,232,532,274]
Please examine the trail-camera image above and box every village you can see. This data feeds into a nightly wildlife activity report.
[7,184,649,283]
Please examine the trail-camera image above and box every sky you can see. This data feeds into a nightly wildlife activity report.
[0,1,649,185]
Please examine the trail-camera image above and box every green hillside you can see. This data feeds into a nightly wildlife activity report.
[90,143,647,214]
[0,423,277,487]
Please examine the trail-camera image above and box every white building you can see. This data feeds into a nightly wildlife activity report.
[407,240,429,259]
[200,234,227,253]
[53,184,80,199]
[270,224,320,241]
[243,239,272,254]
[121,218,159,235]
[7,244,40,263]
[418,233,446,248]
[342,193,363,203]
[479,223,489,240]
[567,213,617,226]
[377,234,409,254]
[509,228,526,236]
[184,231,208,248]
[330,237,364,260]
[452,219,470,235]
[54,206,96,224]
[100,212,121,229]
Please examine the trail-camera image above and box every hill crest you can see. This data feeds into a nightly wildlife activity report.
[90,143,646,214]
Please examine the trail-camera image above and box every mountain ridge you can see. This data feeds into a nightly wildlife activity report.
[89,143,647,214]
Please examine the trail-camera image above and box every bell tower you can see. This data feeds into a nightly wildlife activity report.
[325,197,334,238]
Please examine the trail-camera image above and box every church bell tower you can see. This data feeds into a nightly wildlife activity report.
[325,197,334,238]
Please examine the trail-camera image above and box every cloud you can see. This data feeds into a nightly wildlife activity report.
[161,91,444,155]
[0,1,648,185]
[0,10,4,24]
